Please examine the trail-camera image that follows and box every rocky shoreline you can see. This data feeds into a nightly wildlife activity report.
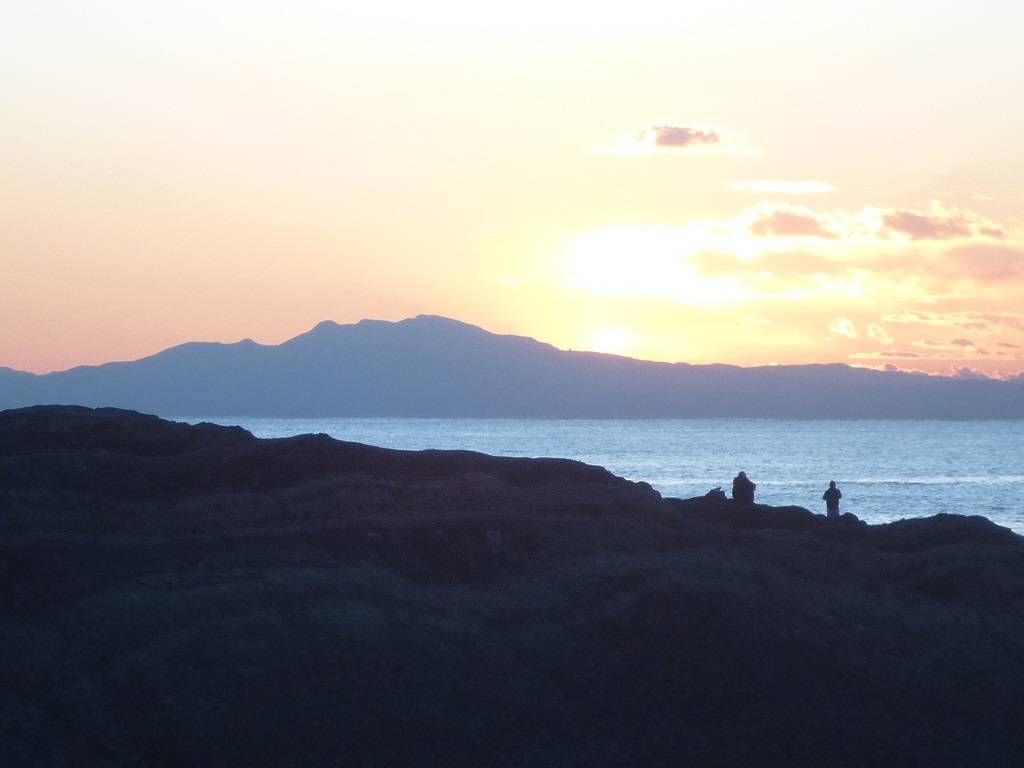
[2,406,1023,767]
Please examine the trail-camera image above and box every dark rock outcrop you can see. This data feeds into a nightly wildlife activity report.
[2,406,1023,767]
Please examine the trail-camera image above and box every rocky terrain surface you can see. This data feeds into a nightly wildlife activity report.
[1,405,1023,767]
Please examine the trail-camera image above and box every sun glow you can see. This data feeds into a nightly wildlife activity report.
[586,327,634,356]
[563,227,754,307]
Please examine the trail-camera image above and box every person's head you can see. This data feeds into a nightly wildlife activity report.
[738,471,746,478]
[829,480,836,488]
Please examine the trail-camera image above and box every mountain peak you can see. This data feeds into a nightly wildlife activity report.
[301,316,490,337]
[310,320,341,333]
[401,314,487,331]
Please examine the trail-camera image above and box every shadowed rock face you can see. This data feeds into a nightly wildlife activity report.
[2,406,1023,768]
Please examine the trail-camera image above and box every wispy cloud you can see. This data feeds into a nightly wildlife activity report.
[883,211,973,240]
[950,366,993,380]
[882,205,1005,241]
[913,338,989,355]
[850,350,923,359]
[828,317,859,338]
[850,346,992,361]
[853,361,1019,380]
[741,201,1006,243]
[748,205,839,239]
[591,125,760,157]
[728,180,835,194]
[866,323,893,345]
[851,361,933,375]
[882,310,1024,332]
[943,244,1024,280]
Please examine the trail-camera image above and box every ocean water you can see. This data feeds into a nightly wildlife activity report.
[185,418,1024,532]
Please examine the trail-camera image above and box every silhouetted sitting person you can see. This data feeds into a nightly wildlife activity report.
[732,471,756,504]
[823,480,842,519]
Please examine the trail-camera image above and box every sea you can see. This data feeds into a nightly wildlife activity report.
[184,418,1024,533]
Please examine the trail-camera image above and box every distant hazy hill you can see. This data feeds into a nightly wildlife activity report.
[2,315,1022,418]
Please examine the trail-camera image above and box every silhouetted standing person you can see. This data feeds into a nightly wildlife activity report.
[823,480,842,519]
[732,471,756,504]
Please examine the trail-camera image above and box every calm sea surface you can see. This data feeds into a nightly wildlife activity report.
[184,418,1024,532]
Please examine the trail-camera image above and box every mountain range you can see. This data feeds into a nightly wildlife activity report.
[2,315,1022,418]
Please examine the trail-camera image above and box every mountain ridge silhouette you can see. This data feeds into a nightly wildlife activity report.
[2,315,1022,418]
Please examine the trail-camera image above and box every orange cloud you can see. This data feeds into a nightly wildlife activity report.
[882,310,1024,332]
[942,244,1024,280]
[749,207,838,239]
[850,350,924,359]
[882,207,1005,240]
[742,202,1005,243]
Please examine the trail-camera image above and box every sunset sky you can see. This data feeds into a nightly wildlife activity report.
[4,2,1024,377]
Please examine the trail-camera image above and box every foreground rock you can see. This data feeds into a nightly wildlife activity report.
[1,406,1022,768]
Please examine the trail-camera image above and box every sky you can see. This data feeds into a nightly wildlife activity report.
[3,1,1024,377]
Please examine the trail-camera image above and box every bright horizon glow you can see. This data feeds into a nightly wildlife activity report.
[2,2,1023,379]
[586,327,635,357]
